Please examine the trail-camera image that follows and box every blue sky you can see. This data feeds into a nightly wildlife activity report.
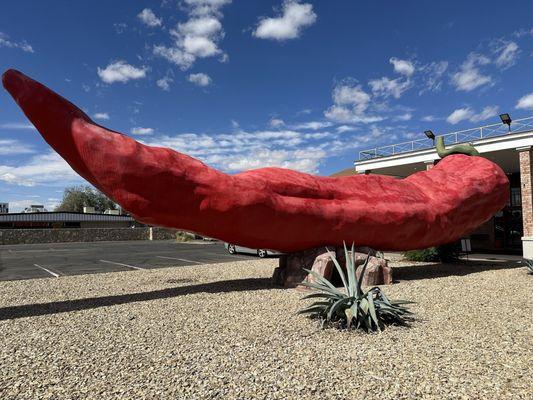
[1,0,533,212]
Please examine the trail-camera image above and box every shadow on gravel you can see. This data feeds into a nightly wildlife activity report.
[395,260,522,282]
[0,277,274,321]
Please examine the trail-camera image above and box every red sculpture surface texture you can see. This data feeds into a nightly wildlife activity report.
[2,69,509,252]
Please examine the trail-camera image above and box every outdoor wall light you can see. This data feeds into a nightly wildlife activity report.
[499,113,512,131]
[424,130,435,141]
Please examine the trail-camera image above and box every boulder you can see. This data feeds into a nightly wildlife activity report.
[272,247,329,288]
[272,246,392,288]
[356,256,393,286]
[304,251,336,285]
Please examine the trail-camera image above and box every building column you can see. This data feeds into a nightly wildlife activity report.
[518,146,533,258]
[424,160,437,170]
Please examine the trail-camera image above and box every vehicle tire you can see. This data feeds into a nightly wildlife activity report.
[227,244,236,254]
[257,249,267,258]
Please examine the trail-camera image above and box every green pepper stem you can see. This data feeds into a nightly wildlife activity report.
[436,136,480,158]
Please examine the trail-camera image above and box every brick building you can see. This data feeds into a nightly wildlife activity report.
[334,116,533,257]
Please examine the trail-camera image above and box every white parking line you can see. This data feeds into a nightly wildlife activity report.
[99,260,146,270]
[204,252,250,260]
[48,248,91,252]
[9,248,90,253]
[156,256,203,264]
[33,264,60,278]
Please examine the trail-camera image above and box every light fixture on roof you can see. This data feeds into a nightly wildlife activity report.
[499,113,512,131]
[424,130,435,142]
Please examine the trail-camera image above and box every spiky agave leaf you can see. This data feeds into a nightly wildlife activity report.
[341,242,356,298]
[327,297,352,321]
[326,246,348,291]
[298,244,414,332]
[524,259,533,275]
[299,279,343,299]
[303,268,344,297]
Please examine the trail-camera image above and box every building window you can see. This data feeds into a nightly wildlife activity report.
[511,187,521,207]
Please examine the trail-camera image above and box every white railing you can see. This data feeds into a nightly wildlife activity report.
[358,116,533,161]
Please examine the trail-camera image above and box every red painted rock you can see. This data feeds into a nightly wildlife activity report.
[356,257,392,286]
[304,251,336,284]
[273,247,328,288]
[273,247,392,288]
[2,69,510,253]
[335,249,392,286]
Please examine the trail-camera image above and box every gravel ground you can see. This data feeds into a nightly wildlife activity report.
[0,258,531,399]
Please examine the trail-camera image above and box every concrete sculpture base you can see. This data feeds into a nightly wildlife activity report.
[272,247,392,288]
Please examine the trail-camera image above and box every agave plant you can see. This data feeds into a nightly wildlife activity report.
[298,243,413,332]
[524,259,533,275]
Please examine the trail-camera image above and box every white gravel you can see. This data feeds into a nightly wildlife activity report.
[0,258,531,399]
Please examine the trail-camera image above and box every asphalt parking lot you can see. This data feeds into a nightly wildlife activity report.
[0,240,257,281]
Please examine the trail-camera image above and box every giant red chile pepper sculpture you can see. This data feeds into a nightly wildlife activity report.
[2,69,509,252]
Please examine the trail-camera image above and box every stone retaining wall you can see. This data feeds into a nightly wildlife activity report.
[0,228,148,245]
[150,227,180,240]
[0,227,189,245]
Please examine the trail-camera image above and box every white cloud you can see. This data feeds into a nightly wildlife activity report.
[188,72,212,86]
[114,23,128,34]
[394,113,412,121]
[291,121,333,130]
[470,106,499,123]
[184,0,232,16]
[336,125,356,133]
[0,139,35,155]
[138,8,162,27]
[0,152,79,187]
[516,93,533,110]
[325,105,384,124]
[451,52,492,92]
[253,1,317,41]
[269,118,285,128]
[93,112,110,121]
[492,40,519,70]
[446,106,498,125]
[324,106,355,123]
[154,46,196,70]
[447,108,473,125]
[156,76,173,91]
[368,76,411,99]
[0,122,36,130]
[389,57,415,76]
[181,35,220,57]
[223,148,325,172]
[332,83,370,113]
[131,127,155,135]
[324,81,385,124]
[419,61,448,93]
[513,28,533,38]
[421,115,438,122]
[353,125,398,145]
[0,32,34,53]
[154,1,230,70]
[136,121,353,174]
[97,61,147,84]
[177,16,222,37]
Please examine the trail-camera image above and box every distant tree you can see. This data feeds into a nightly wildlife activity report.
[55,185,117,213]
